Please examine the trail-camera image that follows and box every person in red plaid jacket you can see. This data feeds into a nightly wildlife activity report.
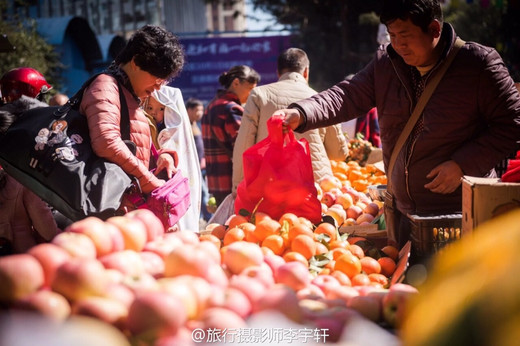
[201,65,260,206]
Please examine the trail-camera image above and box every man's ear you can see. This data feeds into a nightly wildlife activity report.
[429,20,441,38]
[302,67,309,80]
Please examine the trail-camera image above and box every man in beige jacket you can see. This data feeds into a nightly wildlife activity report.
[232,48,349,196]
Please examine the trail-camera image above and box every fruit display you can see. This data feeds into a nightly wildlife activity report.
[0,205,419,345]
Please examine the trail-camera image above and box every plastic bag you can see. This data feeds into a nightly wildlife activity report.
[235,115,321,224]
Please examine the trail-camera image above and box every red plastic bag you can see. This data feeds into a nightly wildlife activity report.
[235,115,322,224]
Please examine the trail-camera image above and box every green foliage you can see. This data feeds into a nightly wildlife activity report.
[0,19,64,94]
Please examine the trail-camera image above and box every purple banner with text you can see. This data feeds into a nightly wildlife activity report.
[174,35,293,104]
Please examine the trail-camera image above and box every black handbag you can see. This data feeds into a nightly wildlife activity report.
[0,73,133,221]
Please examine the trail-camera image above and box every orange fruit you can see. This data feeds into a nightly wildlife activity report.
[298,217,314,230]
[381,245,400,261]
[279,213,300,229]
[360,256,381,275]
[331,270,352,286]
[334,251,362,278]
[349,244,365,259]
[253,211,272,226]
[347,236,367,245]
[262,234,286,256]
[223,227,245,246]
[238,222,258,243]
[314,241,329,256]
[378,257,397,277]
[283,251,309,266]
[329,239,350,250]
[351,273,371,286]
[330,247,350,261]
[261,246,274,256]
[314,223,338,242]
[291,234,316,260]
[288,223,314,243]
[368,273,389,287]
[253,219,281,242]
[226,214,249,229]
[199,234,221,249]
[209,224,227,240]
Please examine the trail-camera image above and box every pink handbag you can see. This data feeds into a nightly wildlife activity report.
[147,170,191,229]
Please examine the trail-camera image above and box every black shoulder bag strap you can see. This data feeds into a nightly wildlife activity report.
[386,37,465,194]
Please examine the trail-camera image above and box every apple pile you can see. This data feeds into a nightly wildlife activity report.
[317,174,383,228]
[0,209,418,344]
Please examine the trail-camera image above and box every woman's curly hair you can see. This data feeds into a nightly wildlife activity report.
[115,25,185,82]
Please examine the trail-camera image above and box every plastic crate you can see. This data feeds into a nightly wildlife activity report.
[407,213,462,258]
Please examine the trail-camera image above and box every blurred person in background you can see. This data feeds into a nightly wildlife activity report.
[48,93,69,107]
[0,68,60,254]
[201,65,260,206]
[232,48,349,197]
[186,97,212,221]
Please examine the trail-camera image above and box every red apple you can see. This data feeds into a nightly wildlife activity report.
[12,289,71,322]
[143,234,183,259]
[336,193,354,209]
[140,251,165,278]
[382,283,419,328]
[229,275,267,306]
[346,205,363,220]
[65,216,113,257]
[106,215,147,252]
[311,274,341,296]
[125,209,165,242]
[0,254,44,302]
[321,191,336,208]
[240,264,275,288]
[105,223,125,253]
[126,291,187,340]
[200,307,247,330]
[72,296,128,329]
[51,232,97,259]
[99,250,145,277]
[164,244,212,278]
[51,258,110,302]
[363,202,380,217]
[28,243,71,287]
[221,241,264,275]
[347,295,381,322]
[207,286,252,319]
[253,284,303,323]
[274,261,312,291]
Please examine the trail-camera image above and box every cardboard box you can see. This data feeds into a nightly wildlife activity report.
[462,176,520,233]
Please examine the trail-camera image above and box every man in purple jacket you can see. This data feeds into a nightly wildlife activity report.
[276,0,520,250]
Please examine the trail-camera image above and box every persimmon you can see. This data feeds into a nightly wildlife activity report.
[209,224,227,240]
[331,270,352,286]
[378,257,397,277]
[314,242,329,256]
[314,222,338,242]
[351,273,371,286]
[282,251,309,267]
[330,247,350,261]
[349,244,365,259]
[367,273,389,287]
[291,234,316,260]
[223,227,245,246]
[347,236,367,245]
[328,239,350,250]
[226,214,249,229]
[279,213,300,229]
[381,245,400,261]
[262,234,286,256]
[199,234,221,250]
[334,251,362,279]
[288,223,314,243]
[253,211,272,226]
[238,222,258,243]
[360,256,381,275]
[253,219,281,242]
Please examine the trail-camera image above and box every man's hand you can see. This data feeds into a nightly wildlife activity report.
[424,160,463,194]
[273,109,303,133]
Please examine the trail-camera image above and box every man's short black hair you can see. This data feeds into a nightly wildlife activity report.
[277,48,309,75]
[115,25,185,81]
[380,0,443,33]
